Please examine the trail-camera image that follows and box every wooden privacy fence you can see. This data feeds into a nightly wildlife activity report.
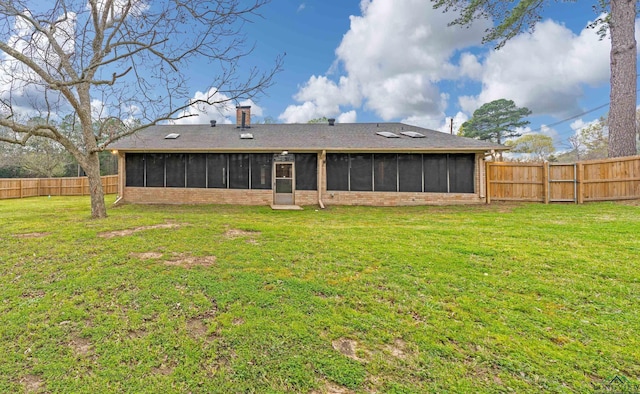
[486,156,640,203]
[0,175,118,200]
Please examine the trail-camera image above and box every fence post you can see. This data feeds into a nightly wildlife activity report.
[577,162,584,204]
[542,162,549,204]
[19,179,23,199]
[485,161,491,205]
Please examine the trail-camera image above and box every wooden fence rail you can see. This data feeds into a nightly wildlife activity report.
[487,156,640,204]
[0,175,118,200]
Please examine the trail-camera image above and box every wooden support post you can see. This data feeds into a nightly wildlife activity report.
[19,179,23,199]
[318,150,326,208]
[485,161,491,205]
[542,162,549,204]
[577,162,584,204]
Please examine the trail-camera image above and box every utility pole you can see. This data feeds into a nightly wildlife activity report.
[450,118,454,135]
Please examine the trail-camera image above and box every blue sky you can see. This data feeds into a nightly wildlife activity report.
[0,0,630,152]
[185,0,634,151]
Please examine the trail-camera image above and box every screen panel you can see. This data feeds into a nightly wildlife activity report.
[125,153,144,187]
[228,153,250,189]
[398,154,423,192]
[449,154,475,193]
[424,154,448,193]
[350,154,373,191]
[295,154,318,191]
[326,153,349,191]
[165,154,186,188]
[207,154,227,188]
[186,154,206,188]
[251,154,272,190]
[145,153,165,187]
[374,154,397,192]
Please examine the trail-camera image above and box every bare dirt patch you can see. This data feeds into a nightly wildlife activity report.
[186,318,209,339]
[98,222,181,239]
[310,381,354,394]
[15,232,50,239]
[164,253,216,268]
[332,338,364,361]
[224,228,259,237]
[152,364,174,376]
[386,338,408,359]
[232,317,245,326]
[128,329,147,339]
[130,252,163,260]
[21,290,45,299]
[20,374,44,392]
[152,355,175,376]
[223,228,261,243]
[69,336,92,356]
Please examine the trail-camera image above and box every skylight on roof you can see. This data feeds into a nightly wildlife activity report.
[400,131,425,138]
[240,133,254,139]
[376,131,400,138]
[164,133,180,139]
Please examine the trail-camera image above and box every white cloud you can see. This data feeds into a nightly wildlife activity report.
[279,102,321,123]
[91,0,150,21]
[280,2,627,128]
[279,76,361,122]
[337,110,357,123]
[279,0,490,123]
[297,3,306,12]
[90,99,105,120]
[458,53,483,80]
[460,19,611,116]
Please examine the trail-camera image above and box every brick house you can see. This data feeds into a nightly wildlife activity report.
[111,106,507,208]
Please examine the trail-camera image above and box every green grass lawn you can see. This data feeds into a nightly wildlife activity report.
[0,197,639,393]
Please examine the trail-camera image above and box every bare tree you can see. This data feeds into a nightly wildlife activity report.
[19,139,72,177]
[0,0,282,218]
[505,133,555,162]
[559,117,609,162]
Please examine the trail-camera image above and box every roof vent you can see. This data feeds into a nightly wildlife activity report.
[210,120,217,127]
[240,133,253,139]
[328,118,336,126]
[164,133,180,139]
[376,131,400,138]
[400,131,425,138]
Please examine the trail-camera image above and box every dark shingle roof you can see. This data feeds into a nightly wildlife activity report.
[111,123,507,152]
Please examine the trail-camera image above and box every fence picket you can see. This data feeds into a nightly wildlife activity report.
[487,156,640,203]
[0,175,118,200]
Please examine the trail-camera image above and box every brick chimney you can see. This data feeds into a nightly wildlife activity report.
[236,105,251,128]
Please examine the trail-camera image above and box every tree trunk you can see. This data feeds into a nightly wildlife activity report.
[608,0,637,158]
[84,151,107,219]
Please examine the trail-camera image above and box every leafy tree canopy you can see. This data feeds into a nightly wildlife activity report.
[460,99,531,144]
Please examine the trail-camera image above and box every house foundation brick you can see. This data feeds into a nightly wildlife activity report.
[122,187,485,206]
